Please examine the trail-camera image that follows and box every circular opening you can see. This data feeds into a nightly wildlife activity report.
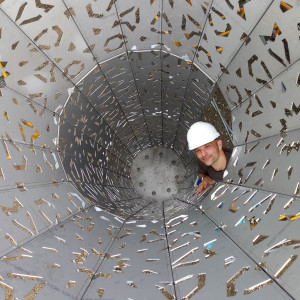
[130,147,190,202]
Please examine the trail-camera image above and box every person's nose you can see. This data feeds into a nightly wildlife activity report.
[197,149,206,159]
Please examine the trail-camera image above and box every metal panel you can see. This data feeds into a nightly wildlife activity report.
[0,140,66,190]
[231,59,300,145]
[196,0,273,80]
[63,0,127,60]
[162,0,212,61]
[114,0,162,51]
[1,0,96,84]
[218,0,300,110]
[165,207,289,299]
[0,87,59,148]
[1,0,300,299]
[0,206,121,299]
[0,182,88,257]
[81,219,175,300]
[0,9,73,113]
[201,182,300,299]
[225,130,300,197]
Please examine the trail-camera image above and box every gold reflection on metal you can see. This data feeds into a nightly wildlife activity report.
[73,249,89,264]
[229,197,239,212]
[172,247,198,265]
[227,267,250,296]
[170,242,190,252]
[142,269,158,274]
[72,219,84,229]
[64,61,85,79]
[5,234,17,246]
[137,248,147,253]
[39,210,53,226]
[126,281,137,288]
[149,230,163,236]
[155,285,175,300]
[97,289,105,298]
[86,4,104,18]
[275,255,297,278]
[12,219,34,236]
[94,272,112,279]
[76,234,83,241]
[67,281,76,288]
[147,238,164,243]
[50,178,59,188]
[87,223,94,231]
[45,264,60,269]
[24,282,46,300]
[173,259,200,269]
[107,228,114,239]
[34,199,47,206]
[140,234,147,242]
[243,279,273,295]
[26,211,38,234]
[264,196,275,214]
[8,273,43,280]
[118,233,130,240]
[42,247,57,253]
[68,42,76,52]
[20,15,43,26]
[0,198,23,216]
[35,0,54,12]
[0,168,4,179]
[253,235,269,246]
[6,133,21,152]
[0,281,14,300]
[146,258,160,262]
[182,273,206,300]
[52,25,63,47]
[78,267,94,279]
[2,254,32,261]
[284,198,294,210]
[203,248,217,259]
[64,7,76,19]
[15,2,27,22]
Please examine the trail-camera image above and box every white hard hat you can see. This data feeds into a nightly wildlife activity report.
[187,122,220,150]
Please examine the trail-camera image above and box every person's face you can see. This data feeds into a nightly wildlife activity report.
[194,140,222,167]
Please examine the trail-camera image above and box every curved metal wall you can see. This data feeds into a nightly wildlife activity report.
[0,0,300,299]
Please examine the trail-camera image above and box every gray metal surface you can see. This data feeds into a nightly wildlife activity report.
[225,129,300,197]
[130,147,186,202]
[218,0,300,112]
[0,0,300,299]
[201,182,300,299]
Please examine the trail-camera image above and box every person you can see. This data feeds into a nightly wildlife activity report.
[187,121,232,194]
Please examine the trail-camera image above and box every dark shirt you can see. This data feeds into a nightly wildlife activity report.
[197,148,232,181]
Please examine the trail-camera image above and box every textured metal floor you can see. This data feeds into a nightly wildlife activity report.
[0,0,300,299]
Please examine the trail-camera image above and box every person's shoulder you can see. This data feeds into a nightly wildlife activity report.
[223,148,233,154]
[223,148,233,161]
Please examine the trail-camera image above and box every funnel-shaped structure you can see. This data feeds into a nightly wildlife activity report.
[0,0,300,299]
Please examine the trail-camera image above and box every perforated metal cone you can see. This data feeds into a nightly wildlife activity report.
[0,1,300,299]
